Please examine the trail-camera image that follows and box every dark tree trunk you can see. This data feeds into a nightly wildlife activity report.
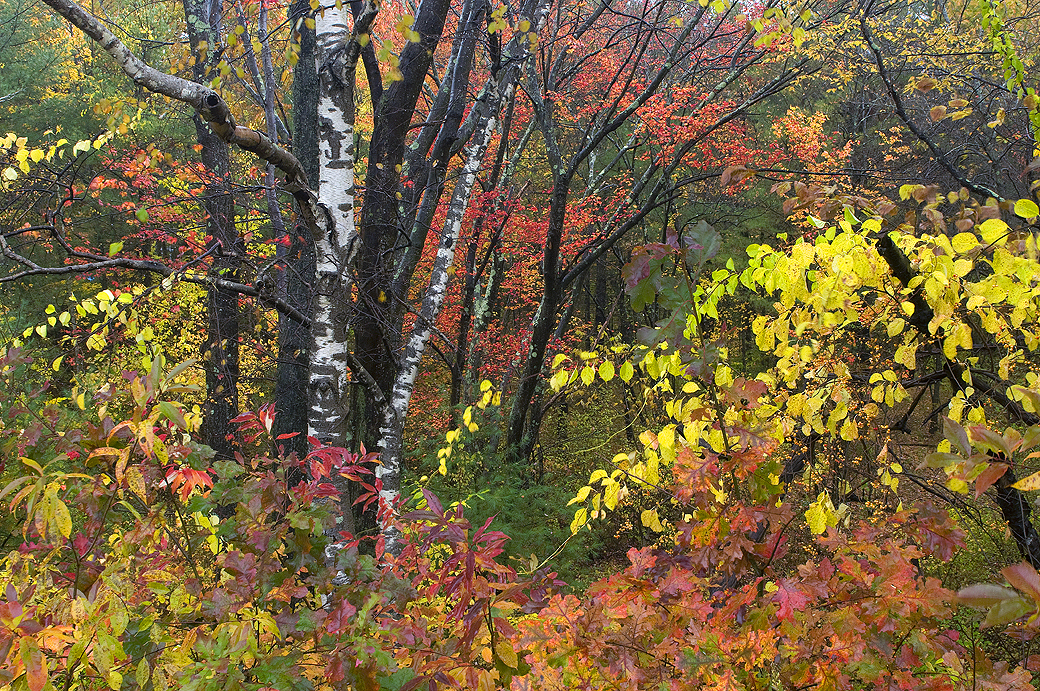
[505,177,570,463]
[184,0,241,462]
[273,0,319,462]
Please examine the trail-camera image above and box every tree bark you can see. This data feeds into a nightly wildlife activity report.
[377,95,503,553]
[183,0,241,464]
[273,0,319,462]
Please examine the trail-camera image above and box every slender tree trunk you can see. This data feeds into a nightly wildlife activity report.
[377,101,502,553]
[505,177,570,462]
[274,0,319,461]
[184,0,241,463]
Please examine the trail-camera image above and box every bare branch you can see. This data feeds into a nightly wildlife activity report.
[0,236,311,325]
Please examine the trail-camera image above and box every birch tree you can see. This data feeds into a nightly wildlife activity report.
[33,0,844,550]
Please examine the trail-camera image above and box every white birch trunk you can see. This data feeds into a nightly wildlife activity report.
[376,98,503,554]
[310,2,374,542]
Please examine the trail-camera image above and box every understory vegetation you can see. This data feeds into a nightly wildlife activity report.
[2,0,1040,687]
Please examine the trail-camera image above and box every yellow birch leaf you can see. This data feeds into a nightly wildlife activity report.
[1013,471,1040,491]
[495,641,518,669]
[570,507,588,534]
[603,480,620,511]
[568,485,592,506]
[1014,199,1039,219]
[805,493,828,535]
[641,508,663,532]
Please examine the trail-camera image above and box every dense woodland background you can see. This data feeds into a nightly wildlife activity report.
[2,0,1040,687]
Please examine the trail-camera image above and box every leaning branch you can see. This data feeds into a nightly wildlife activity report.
[39,0,326,241]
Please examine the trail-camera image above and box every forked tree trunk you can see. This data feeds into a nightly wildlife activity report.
[377,97,503,553]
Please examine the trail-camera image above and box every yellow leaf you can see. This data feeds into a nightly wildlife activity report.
[598,360,615,382]
[495,641,518,669]
[570,507,589,534]
[620,361,634,382]
[1014,198,1039,220]
[53,496,72,538]
[603,480,620,511]
[978,218,1008,245]
[1013,471,1040,491]
[568,485,592,506]
[126,466,147,499]
[581,365,595,386]
[641,508,663,532]
[805,493,829,535]
[951,232,977,254]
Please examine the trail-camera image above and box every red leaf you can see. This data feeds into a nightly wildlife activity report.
[627,547,656,578]
[422,488,444,518]
[1003,562,1040,600]
[974,462,1008,498]
[773,579,808,621]
[326,599,357,635]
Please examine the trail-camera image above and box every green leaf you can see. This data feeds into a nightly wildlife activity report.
[135,208,149,223]
[135,659,151,688]
[983,595,1033,627]
[158,402,188,430]
[957,583,1020,608]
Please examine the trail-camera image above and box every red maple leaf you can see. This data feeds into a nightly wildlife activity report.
[773,578,809,621]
